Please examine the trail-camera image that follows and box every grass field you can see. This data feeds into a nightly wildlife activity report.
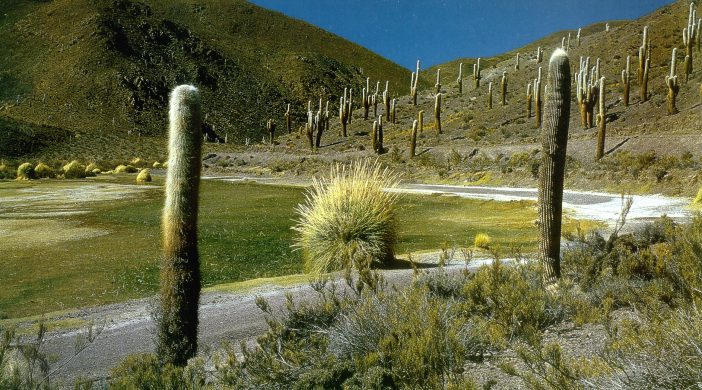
[0,177,588,319]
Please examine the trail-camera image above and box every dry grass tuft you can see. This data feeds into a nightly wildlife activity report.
[474,233,491,249]
[15,163,35,180]
[62,161,86,179]
[34,163,53,178]
[293,160,400,274]
[136,168,152,183]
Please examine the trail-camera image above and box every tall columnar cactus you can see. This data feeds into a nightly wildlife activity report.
[418,110,424,133]
[390,98,397,124]
[575,57,599,129]
[534,67,543,128]
[383,81,390,120]
[372,119,378,152]
[315,99,325,148]
[683,3,697,80]
[347,88,353,124]
[339,88,350,137]
[576,28,581,47]
[362,78,370,120]
[373,81,380,117]
[307,102,315,148]
[473,58,481,89]
[324,100,330,131]
[434,93,442,134]
[457,63,463,95]
[157,85,203,366]
[538,49,571,284]
[409,119,418,159]
[605,23,610,32]
[411,60,420,106]
[500,71,508,106]
[487,82,493,109]
[621,56,631,107]
[515,53,520,70]
[266,119,276,144]
[595,77,607,160]
[284,104,291,134]
[377,114,384,154]
[526,81,533,118]
[638,26,651,102]
[536,46,543,63]
[435,68,442,93]
[666,48,680,115]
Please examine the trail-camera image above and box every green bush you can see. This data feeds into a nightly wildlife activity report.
[109,353,205,389]
[15,162,35,180]
[0,163,14,179]
[34,163,53,178]
[152,161,162,169]
[114,164,138,174]
[136,169,152,183]
[62,160,86,179]
[293,160,400,274]
[130,157,147,168]
[473,233,491,249]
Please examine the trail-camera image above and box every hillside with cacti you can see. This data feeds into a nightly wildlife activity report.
[0,0,413,161]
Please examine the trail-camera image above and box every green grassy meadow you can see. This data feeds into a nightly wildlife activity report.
[0,177,583,319]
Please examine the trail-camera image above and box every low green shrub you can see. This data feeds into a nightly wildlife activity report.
[109,353,206,389]
[0,163,14,179]
[130,158,147,168]
[34,163,53,178]
[136,169,152,183]
[114,165,138,174]
[62,160,86,179]
[15,162,35,180]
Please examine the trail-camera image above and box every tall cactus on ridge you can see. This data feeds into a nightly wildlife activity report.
[390,98,397,124]
[639,26,651,102]
[362,78,370,120]
[538,49,571,284]
[411,60,420,105]
[621,56,631,107]
[500,71,508,106]
[515,53,520,70]
[373,81,380,117]
[434,93,442,134]
[157,85,203,366]
[595,77,607,160]
[315,99,325,148]
[457,63,463,94]
[666,48,680,115]
[435,68,442,93]
[473,58,482,88]
[577,28,581,47]
[683,2,697,80]
[536,46,544,63]
[383,81,390,121]
[526,81,533,118]
[339,88,349,137]
[488,82,493,109]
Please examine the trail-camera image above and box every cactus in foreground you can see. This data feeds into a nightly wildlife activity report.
[683,3,697,80]
[621,56,631,107]
[457,63,463,94]
[639,26,651,102]
[435,68,442,93]
[488,82,493,109]
[500,71,507,106]
[434,93,442,134]
[157,85,203,366]
[418,110,424,133]
[595,77,607,160]
[411,60,420,105]
[377,115,384,154]
[666,48,680,115]
[409,119,418,159]
[538,49,571,284]
[473,58,481,89]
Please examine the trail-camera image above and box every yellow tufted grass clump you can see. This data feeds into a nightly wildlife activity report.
[136,168,152,183]
[293,160,400,274]
[474,233,491,249]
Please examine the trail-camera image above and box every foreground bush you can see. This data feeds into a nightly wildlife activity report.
[114,164,138,174]
[34,163,53,178]
[16,162,36,180]
[62,160,86,179]
[136,169,152,183]
[109,354,205,389]
[293,160,400,274]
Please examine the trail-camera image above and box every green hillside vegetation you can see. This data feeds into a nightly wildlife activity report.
[0,0,413,160]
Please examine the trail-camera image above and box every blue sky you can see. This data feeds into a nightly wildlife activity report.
[249,0,674,69]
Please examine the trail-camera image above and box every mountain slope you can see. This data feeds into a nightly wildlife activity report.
[0,0,411,160]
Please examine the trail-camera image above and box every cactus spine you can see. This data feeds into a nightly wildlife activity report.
[457,63,463,94]
[434,93,442,134]
[595,77,607,160]
[473,58,481,88]
[621,56,631,107]
[157,85,203,366]
[526,81,533,118]
[435,68,442,93]
[538,49,571,284]
[638,26,651,102]
[418,110,424,133]
[500,71,507,106]
[409,119,418,159]
[266,119,276,144]
[683,3,697,80]
[487,82,493,109]
[411,60,420,105]
[666,48,680,115]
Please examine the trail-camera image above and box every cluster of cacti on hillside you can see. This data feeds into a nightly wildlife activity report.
[339,87,352,137]
[473,58,482,88]
[683,3,699,81]
[576,57,600,129]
